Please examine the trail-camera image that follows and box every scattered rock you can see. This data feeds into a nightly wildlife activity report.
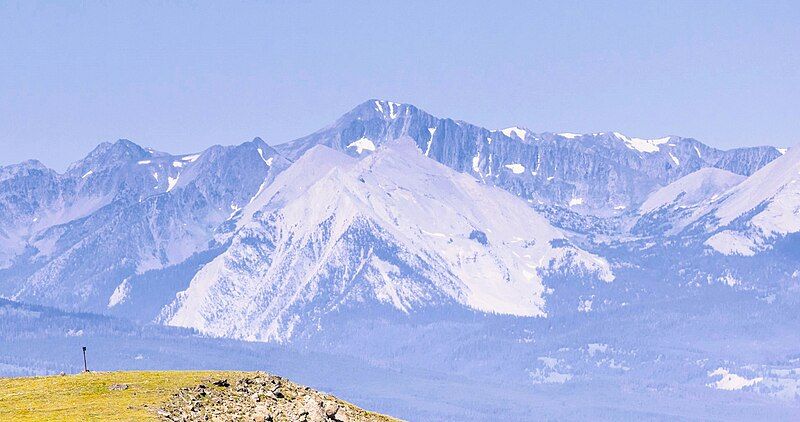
[108,383,129,391]
[335,411,350,422]
[212,379,230,387]
[324,401,339,417]
[157,372,396,421]
[303,395,327,422]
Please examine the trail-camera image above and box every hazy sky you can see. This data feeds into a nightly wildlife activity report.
[2,1,798,169]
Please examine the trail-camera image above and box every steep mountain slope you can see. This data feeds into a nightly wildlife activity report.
[631,168,745,236]
[714,145,786,176]
[0,139,289,312]
[276,100,780,215]
[160,140,613,341]
[701,145,800,256]
[639,168,746,214]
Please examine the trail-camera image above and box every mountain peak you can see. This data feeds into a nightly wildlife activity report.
[66,139,151,174]
[0,159,52,181]
[90,138,149,159]
[344,99,417,122]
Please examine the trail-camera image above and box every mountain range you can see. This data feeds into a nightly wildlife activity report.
[1,100,799,420]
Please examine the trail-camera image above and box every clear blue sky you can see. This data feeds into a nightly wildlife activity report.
[2,1,798,169]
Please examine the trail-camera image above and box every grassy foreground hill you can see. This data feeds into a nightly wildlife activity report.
[0,371,400,421]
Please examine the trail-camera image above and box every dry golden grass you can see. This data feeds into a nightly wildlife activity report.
[0,370,246,421]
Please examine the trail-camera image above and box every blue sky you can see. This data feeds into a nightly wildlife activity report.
[1,1,798,169]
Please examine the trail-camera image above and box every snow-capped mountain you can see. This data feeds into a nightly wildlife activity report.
[159,140,613,341]
[631,167,746,236]
[698,145,800,256]
[0,99,789,316]
[0,138,288,311]
[2,99,800,419]
[277,100,782,215]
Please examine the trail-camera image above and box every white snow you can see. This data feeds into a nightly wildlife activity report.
[373,100,384,114]
[152,172,159,181]
[504,163,525,174]
[708,368,763,390]
[669,152,680,166]
[371,256,410,312]
[107,278,131,308]
[347,137,376,154]
[558,133,581,139]
[777,147,788,155]
[530,358,573,384]
[181,154,201,162]
[81,170,93,179]
[424,128,436,156]
[137,160,151,165]
[257,148,273,166]
[705,230,757,256]
[569,197,584,207]
[717,273,741,287]
[587,343,608,357]
[420,229,447,238]
[472,153,481,174]
[694,145,703,158]
[388,102,399,119]
[167,176,179,192]
[501,127,527,140]
[172,161,183,168]
[66,329,84,337]
[613,132,671,153]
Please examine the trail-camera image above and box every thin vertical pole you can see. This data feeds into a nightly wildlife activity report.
[82,346,88,372]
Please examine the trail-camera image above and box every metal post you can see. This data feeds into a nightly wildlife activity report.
[82,346,88,372]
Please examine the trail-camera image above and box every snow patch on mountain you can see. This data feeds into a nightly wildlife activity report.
[108,278,132,308]
[569,198,584,207]
[613,132,671,153]
[501,127,527,140]
[707,368,763,391]
[704,231,758,256]
[424,128,436,157]
[504,163,525,174]
[347,137,376,154]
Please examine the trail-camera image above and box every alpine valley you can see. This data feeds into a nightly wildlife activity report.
[2,100,799,420]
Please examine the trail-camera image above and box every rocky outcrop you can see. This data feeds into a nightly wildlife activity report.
[158,373,398,422]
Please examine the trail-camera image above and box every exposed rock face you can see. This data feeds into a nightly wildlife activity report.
[158,373,397,422]
[275,100,781,215]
